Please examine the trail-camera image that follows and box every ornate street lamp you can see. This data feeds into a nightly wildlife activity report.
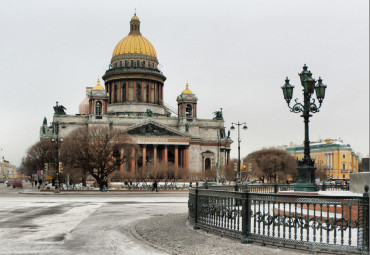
[230,122,248,182]
[281,64,327,191]
[51,121,63,193]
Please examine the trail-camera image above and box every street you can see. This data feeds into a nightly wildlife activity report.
[0,182,188,255]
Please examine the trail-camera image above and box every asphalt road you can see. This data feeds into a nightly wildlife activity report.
[0,182,188,255]
[0,183,303,255]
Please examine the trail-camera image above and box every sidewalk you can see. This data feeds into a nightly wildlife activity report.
[132,213,305,255]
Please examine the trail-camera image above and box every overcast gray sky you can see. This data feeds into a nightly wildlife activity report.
[0,0,369,166]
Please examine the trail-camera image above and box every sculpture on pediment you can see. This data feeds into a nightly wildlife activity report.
[128,123,180,137]
[145,108,153,117]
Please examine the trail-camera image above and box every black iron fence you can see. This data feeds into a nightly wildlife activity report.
[200,183,349,193]
[188,184,369,254]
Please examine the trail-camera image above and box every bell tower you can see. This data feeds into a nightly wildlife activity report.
[88,79,108,117]
[177,83,198,119]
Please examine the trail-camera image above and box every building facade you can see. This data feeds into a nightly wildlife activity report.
[41,14,232,174]
[285,139,359,180]
[0,158,17,179]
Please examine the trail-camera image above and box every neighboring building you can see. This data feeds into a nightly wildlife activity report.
[40,13,232,173]
[0,158,17,179]
[285,139,359,180]
[359,158,369,172]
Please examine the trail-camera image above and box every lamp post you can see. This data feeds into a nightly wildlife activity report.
[51,121,63,193]
[230,122,247,182]
[281,64,327,191]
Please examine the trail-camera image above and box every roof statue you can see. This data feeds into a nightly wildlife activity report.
[53,101,66,115]
[213,108,223,121]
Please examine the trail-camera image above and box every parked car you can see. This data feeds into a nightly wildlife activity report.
[0,179,4,183]
[12,180,23,188]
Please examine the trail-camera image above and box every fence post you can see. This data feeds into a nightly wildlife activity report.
[194,182,199,229]
[241,189,251,244]
[274,183,278,194]
[363,185,369,252]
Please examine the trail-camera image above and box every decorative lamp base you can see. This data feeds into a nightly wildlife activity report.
[294,164,318,192]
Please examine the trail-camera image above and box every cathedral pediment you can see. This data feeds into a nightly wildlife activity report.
[125,120,189,137]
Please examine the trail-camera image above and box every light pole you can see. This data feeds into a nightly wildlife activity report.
[51,121,63,193]
[230,122,247,182]
[281,64,327,191]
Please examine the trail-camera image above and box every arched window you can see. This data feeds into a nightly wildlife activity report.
[136,83,141,102]
[119,61,122,67]
[137,60,140,67]
[125,60,128,67]
[131,60,134,67]
[95,101,102,115]
[186,104,193,117]
[122,83,126,101]
[114,85,118,102]
[148,61,151,68]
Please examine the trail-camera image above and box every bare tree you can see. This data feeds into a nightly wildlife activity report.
[245,149,297,183]
[23,140,55,178]
[61,126,137,190]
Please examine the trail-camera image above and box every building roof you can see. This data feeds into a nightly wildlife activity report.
[92,79,104,90]
[181,83,193,95]
[112,14,157,58]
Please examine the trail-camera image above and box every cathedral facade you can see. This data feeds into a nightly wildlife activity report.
[42,14,232,173]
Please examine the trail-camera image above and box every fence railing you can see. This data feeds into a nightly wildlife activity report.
[199,183,349,193]
[188,184,369,254]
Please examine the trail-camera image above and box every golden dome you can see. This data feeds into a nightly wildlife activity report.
[93,79,104,90]
[112,14,157,58]
[112,34,157,58]
[181,83,193,95]
[131,14,140,21]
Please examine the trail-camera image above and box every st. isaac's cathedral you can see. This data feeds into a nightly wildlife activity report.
[42,14,232,173]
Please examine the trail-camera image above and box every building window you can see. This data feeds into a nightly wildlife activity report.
[125,60,128,67]
[142,61,145,67]
[342,163,346,170]
[131,60,134,67]
[113,62,117,68]
[114,85,118,102]
[137,60,140,67]
[205,158,211,170]
[146,84,149,102]
[95,101,102,115]
[122,83,126,101]
[343,174,345,179]
[148,61,150,68]
[119,61,122,67]
[136,83,141,102]
[343,154,346,158]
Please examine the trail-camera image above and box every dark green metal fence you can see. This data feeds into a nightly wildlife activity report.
[188,184,369,254]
